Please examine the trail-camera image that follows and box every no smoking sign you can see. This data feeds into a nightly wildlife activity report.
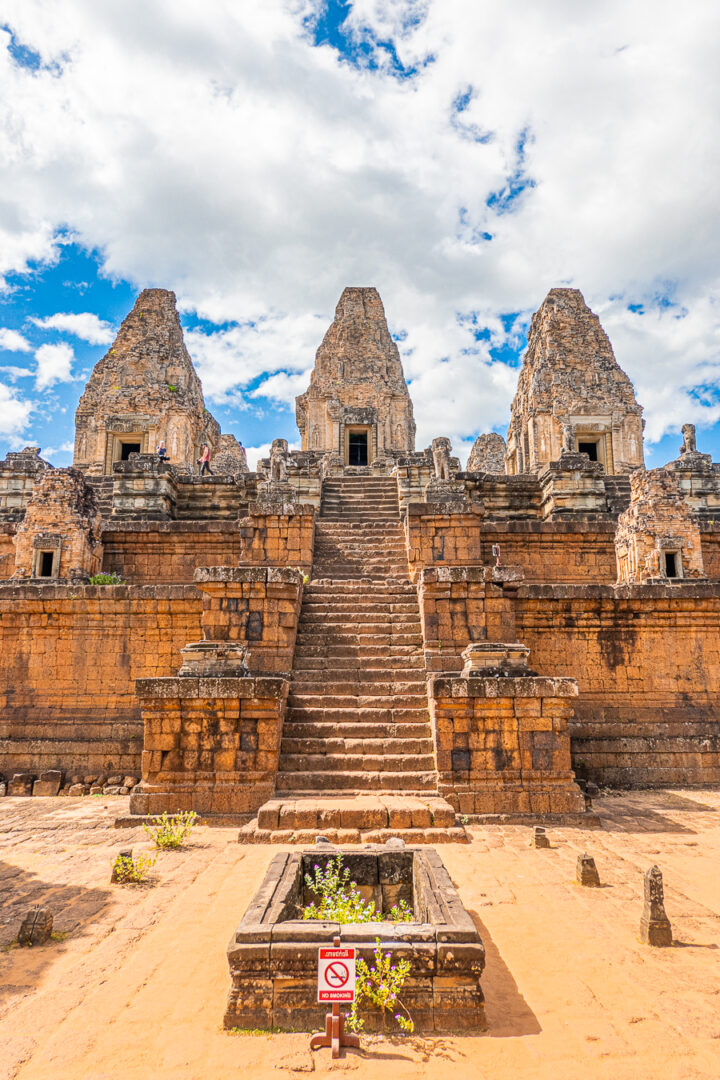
[317,946,356,1003]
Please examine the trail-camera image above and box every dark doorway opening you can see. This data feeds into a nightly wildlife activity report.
[39,551,54,577]
[121,442,141,460]
[665,552,678,578]
[578,441,598,461]
[348,432,368,466]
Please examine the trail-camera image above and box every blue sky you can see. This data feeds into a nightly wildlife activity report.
[1,1,719,469]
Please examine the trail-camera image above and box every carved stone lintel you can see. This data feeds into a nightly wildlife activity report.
[423,478,467,511]
[178,641,250,678]
[251,481,298,515]
[462,642,536,678]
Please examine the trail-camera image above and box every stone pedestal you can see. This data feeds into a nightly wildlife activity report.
[422,478,468,513]
[251,480,298,515]
[112,455,178,519]
[539,453,606,518]
[130,674,289,818]
[193,566,304,674]
[430,644,588,820]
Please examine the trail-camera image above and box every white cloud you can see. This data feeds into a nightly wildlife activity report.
[0,381,32,436]
[0,2,719,448]
[29,311,114,344]
[34,342,75,390]
[0,327,31,352]
[41,439,74,458]
[186,313,325,404]
[243,440,301,471]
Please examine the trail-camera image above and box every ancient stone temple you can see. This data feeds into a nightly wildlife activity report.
[1,282,720,830]
[295,287,416,466]
[73,289,220,475]
[506,288,645,475]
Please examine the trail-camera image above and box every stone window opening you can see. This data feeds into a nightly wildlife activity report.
[664,550,682,579]
[107,432,148,472]
[345,426,371,466]
[578,440,599,461]
[120,442,142,461]
[35,550,57,578]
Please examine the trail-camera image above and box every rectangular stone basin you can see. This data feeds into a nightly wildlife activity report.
[225,844,485,1033]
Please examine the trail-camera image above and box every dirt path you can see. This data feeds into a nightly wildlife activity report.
[1,791,719,1079]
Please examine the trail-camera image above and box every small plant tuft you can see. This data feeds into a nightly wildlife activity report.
[144,810,198,849]
[88,572,124,585]
[302,854,377,923]
[112,851,156,884]
[386,900,414,923]
[168,384,178,392]
[348,939,415,1034]
[301,853,415,925]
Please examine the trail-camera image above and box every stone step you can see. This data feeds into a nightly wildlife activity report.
[295,635,423,648]
[275,771,437,792]
[291,668,426,684]
[298,614,420,628]
[304,582,415,593]
[293,639,423,656]
[285,708,430,726]
[288,696,429,712]
[280,736,434,756]
[319,512,400,517]
[283,721,431,739]
[293,656,425,671]
[288,679,426,697]
[255,794,454,831]
[312,564,408,573]
[314,522,403,530]
[314,542,403,550]
[300,602,419,614]
[278,752,436,773]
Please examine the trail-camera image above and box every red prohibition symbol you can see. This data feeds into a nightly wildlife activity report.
[325,961,349,987]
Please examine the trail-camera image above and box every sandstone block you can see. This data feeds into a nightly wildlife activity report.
[8,773,34,797]
[17,907,53,946]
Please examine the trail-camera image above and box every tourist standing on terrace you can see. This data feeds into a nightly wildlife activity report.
[200,445,213,475]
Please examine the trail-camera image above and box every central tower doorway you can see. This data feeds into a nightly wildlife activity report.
[347,428,369,466]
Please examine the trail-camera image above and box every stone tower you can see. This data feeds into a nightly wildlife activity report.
[615,467,705,584]
[73,289,220,474]
[295,287,415,466]
[506,288,644,475]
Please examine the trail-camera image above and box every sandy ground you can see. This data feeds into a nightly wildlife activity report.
[1,791,719,1080]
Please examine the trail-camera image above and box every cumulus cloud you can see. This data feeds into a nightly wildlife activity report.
[243,440,301,470]
[34,342,75,390]
[0,1,719,449]
[0,381,32,436]
[41,439,74,458]
[0,327,32,352]
[30,311,114,344]
[186,313,325,405]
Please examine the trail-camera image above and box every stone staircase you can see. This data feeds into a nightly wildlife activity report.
[604,475,632,516]
[240,472,464,843]
[86,476,114,518]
